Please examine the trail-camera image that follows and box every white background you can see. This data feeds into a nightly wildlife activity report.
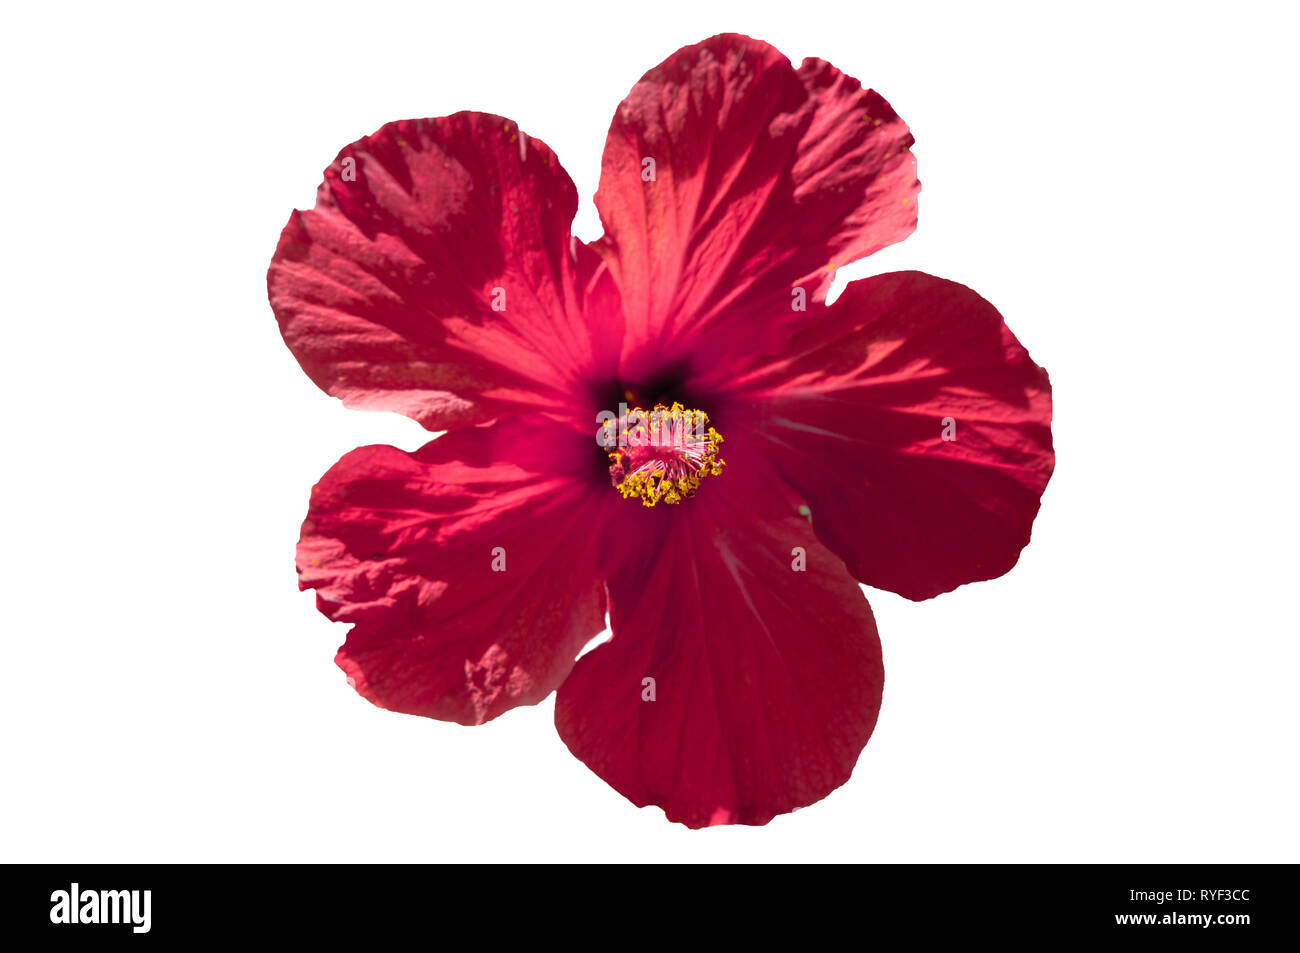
[2,1,1296,862]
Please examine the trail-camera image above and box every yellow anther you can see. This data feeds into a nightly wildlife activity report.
[607,402,725,507]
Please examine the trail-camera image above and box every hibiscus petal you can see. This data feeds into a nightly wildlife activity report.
[298,417,607,725]
[731,271,1054,601]
[269,112,621,432]
[554,486,884,828]
[593,33,918,374]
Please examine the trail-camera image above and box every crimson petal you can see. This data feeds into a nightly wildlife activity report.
[732,271,1054,601]
[298,417,606,725]
[555,485,884,827]
[269,112,621,432]
[593,33,918,376]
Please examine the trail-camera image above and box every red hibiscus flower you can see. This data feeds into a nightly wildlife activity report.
[268,33,1054,828]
